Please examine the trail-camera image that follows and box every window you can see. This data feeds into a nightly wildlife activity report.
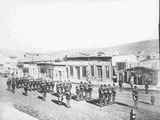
[106,66,110,78]
[82,66,87,77]
[91,65,94,76]
[97,66,102,80]
[117,62,126,70]
[76,66,80,79]
[70,66,73,76]
[66,67,69,78]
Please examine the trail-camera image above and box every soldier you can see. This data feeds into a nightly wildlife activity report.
[6,75,11,90]
[75,85,80,101]
[108,84,112,104]
[11,76,16,94]
[150,93,155,105]
[83,82,88,100]
[98,85,104,106]
[65,86,72,108]
[23,81,29,96]
[79,82,84,100]
[103,84,108,105]
[111,86,116,103]
[144,81,149,94]
[132,86,138,109]
[42,82,47,101]
[51,81,55,92]
[68,80,72,91]
[57,82,64,104]
[88,81,92,100]
[15,78,19,89]
[32,80,36,91]
[28,80,32,91]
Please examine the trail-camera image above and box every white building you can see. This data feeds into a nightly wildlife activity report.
[18,56,113,84]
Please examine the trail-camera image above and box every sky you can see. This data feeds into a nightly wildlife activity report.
[0,0,159,53]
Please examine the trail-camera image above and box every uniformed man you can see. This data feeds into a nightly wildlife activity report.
[65,86,72,108]
[98,85,104,106]
[75,85,80,101]
[11,75,16,94]
[111,86,116,103]
[132,86,138,109]
[144,81,149,94]
[150,93,155,105]
[51,81,55,92]
[42,82,47,101]
[103,84,108,105]
[88,81,92,100]
[23,80,29,96]
[57,82,64,104]
[6,75,12,90]
[108,84,112,104]
[83,82,88,100]
[79,82,84,100]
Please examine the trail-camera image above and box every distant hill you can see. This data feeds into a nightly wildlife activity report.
[48,39,159,58]
[0,39,159,61]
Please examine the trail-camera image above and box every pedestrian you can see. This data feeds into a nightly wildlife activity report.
[57,83,64,104]
[144,81,149,94]
[23,81,29,96]
[103,84,108,105]
[11,77,16,94]
[83,82,88,99]
[88,81,92,100]
[98,85,104,106]
[130,109,136,120]
[132,86,138,109]
[65,88,71,108]
[150,93,155,105]
[76,86,80,101]
[6,76,11,91]
[111,86,116,103]
[130,76,134,89]
[79,82,84,100]
[42,82,47,101]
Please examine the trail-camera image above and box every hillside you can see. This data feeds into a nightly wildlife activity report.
[48,39,159,58]
[0,39,159,61]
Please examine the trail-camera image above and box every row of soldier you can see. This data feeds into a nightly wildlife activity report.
[6,74,119,108]
[98,84,116,106]
[75,81,93,101]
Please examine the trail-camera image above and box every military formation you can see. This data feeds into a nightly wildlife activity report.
[6,73,155,110]
[98,84,116,106]
[75,81,93,101]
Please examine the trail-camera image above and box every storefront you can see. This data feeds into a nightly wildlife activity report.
[126,67,158,85]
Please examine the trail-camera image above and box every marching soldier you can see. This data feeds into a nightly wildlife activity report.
[103,84,107,105]
[98,85,104,106]
[111,86,116,103]
[75,86,80,101]
[150,93,155,105]
[108,84,112,104]
[23,80,29,96]
[6,75,12,90]
[57,82,64,104]
[65,86,72,108]
[88,81,92,100]
[51,81,55,92]
[79,82,84,100]
[42,82,47,101]
[130,109,136,120]
[83,82,88,100]
[11,75,16,94]
[132,86,138,109]
[144,81,149,94]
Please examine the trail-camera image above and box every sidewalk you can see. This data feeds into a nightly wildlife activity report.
[120,83,160,91]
